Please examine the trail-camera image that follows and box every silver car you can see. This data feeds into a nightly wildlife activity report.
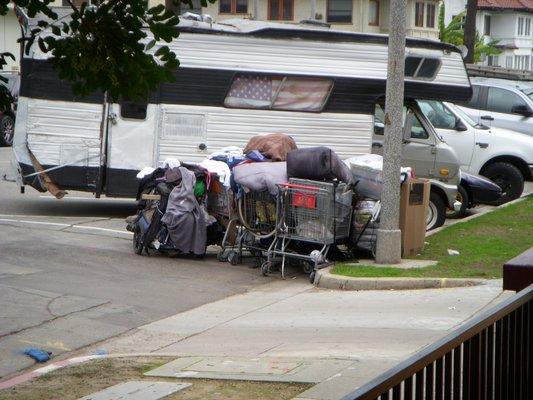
[456,78,533,137]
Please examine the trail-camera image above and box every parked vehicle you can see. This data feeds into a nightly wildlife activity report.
[373,102,464,230]
[11,18,472,229]
[418,100,533,204]
[456,78,533,137]
[0,72,19,147]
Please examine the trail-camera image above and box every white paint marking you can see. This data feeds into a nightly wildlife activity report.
[70,225,132,235]
[0,218,70,228]
[0,218,132,236]
[39,195,135,202]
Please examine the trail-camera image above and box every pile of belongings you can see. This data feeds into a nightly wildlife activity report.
[129,132,364,259]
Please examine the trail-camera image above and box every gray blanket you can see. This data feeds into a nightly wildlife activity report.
[233,162,288,195]
[161,167,206,255]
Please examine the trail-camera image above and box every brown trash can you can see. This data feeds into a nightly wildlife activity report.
[399,178,430,257]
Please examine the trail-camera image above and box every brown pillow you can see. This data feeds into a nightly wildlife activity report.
[243,133,297,161]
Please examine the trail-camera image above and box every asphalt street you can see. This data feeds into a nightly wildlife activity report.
[0,147,271,378]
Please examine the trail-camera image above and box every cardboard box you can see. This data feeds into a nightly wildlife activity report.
[399,178,430,257]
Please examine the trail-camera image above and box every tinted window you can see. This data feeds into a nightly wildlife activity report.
[487,87,527,114]
[404,57,441,80]
[121,101,147,120]
[462,85,482,109]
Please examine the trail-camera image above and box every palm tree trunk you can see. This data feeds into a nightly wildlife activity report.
[464,0,478,63]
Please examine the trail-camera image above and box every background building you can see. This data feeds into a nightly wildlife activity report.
[445,0,533,71]
[179,0,440,39]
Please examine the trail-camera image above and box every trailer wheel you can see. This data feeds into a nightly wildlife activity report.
[427,192,446,231]
[481,162,524,205]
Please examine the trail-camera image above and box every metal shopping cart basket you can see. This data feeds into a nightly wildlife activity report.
[263,179,353,281]
[206,179,239,262]
[227,187,278,265]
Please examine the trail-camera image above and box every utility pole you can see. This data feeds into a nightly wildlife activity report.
[375,0,407,264]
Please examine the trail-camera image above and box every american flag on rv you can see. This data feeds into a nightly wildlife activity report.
[225,74,332,112]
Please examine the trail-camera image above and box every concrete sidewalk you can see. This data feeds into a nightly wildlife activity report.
[89,279,509,399]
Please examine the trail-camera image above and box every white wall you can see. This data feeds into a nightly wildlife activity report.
[0,9,22,71]
[444,0,465,25]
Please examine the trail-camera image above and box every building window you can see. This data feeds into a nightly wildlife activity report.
[487,55,499,66]
[268,0,294,21]
[368,0,379,26]
[526,18,531,36]
[415,2,424,27]
[224,74,333,112]
[505,56,513,68]
[518,17,524,36]
[220,0,248,14]
[327,0,353,23]
[484,15,491,35]
[426,4,435,28]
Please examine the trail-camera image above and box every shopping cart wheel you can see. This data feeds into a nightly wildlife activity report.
[261,261,271,276]
[217,249,228,262]
[227,251,240,265]
[133,227,143,255]
[309,271,316,284]
[302,261,314,275]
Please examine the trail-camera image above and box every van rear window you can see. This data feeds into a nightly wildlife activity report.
[404,56,441,80]
[224,74,333,112]
[120,100,147,120]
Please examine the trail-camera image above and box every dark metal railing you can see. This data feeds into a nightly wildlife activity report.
[342,284,533,400]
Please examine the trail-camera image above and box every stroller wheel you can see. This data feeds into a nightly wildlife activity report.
[133,227,143,255]
[217,249,228,262]
[227,251,240,265]
[261,261,271,276]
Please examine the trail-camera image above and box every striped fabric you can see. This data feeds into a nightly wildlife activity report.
[224,74,332,112]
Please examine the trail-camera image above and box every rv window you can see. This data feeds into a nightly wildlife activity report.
[225,74,333,112]
[121,101,147,120]
[404,56,441,80]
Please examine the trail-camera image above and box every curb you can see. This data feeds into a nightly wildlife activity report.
[314,266,487,291]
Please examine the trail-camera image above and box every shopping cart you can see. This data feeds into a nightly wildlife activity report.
[264,179,353,281]
[206,180,240,262]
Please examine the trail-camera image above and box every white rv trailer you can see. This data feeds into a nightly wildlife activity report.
[12,17,471,200]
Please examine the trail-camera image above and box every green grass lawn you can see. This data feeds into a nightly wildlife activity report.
[332,196,533,279]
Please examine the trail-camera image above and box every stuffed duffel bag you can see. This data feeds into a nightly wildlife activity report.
[286,146,354,184]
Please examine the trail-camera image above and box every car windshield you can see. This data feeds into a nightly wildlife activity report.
[417,100,457,129]
[445,102,479,127]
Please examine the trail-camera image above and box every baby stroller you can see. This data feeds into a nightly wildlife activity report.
[127,165,223,257]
